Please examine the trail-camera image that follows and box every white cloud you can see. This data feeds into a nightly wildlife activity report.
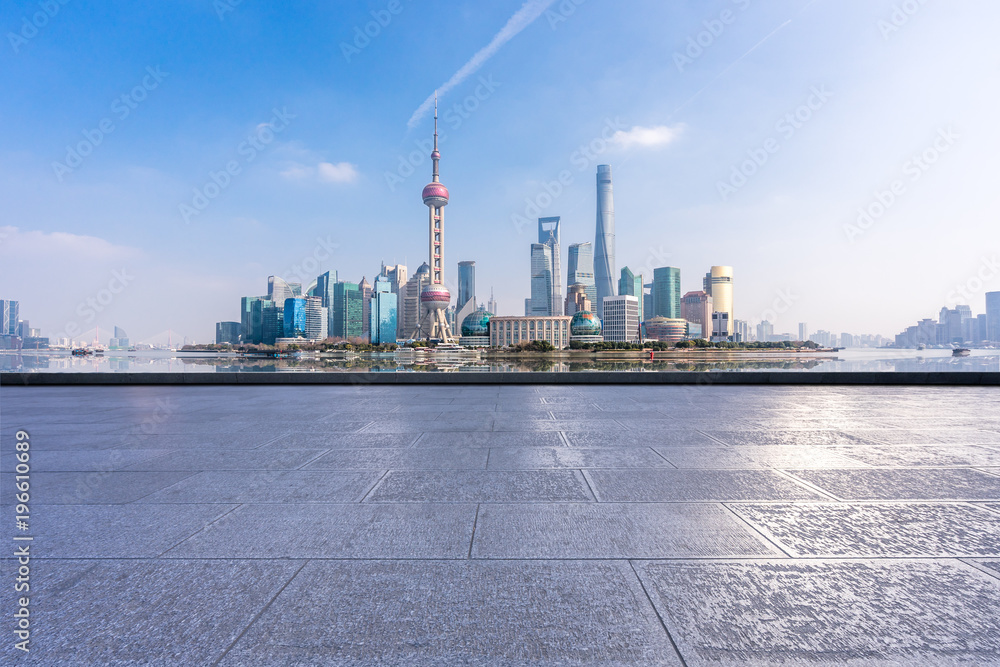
[0,225,141,262]
[407,0,557,129]
[279,161,359,185]
[611,125,684,150]
[317,162,359,184]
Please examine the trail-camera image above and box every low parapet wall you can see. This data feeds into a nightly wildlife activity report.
[2,372,999,386]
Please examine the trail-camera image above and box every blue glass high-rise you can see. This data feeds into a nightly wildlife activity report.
[370,276,398,344]
[457,261,476,312]
[653,267,681,319]
[283,297,307,338]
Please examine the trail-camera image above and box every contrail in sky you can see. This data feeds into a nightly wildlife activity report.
[407,0,557,129]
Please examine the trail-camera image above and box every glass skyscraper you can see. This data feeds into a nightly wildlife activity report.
[530,243,554,316]
[332,281,364,339]
[1,300,19,336]
[594,165,616,319]
[370,276,398,345]
[538,217,562,315]
[283,297,307,338]
[567,243,596,309]
[618,267,643,324]
[653,267,681,319]
[457,261,476,313]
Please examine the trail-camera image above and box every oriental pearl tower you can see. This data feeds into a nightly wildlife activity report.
[412,98,455,341]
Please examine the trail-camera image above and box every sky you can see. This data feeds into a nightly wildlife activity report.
[2,0,999,344]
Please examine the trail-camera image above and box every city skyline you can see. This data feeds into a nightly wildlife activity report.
[2,1,999,342]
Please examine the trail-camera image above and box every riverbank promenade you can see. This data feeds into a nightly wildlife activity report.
[3,384,1000,665]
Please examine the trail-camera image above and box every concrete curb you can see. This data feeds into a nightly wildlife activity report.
[2,372,1000,386]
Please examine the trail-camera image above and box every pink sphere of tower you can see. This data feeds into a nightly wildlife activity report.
[422,182,449,207]
[420,284,451,311]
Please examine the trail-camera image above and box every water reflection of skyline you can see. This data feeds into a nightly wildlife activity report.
[3,350,999,374]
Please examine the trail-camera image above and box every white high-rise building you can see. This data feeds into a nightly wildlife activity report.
[602,295,639,343]
[703,266,734,337]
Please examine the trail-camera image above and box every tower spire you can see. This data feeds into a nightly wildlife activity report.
[432,93,440,183]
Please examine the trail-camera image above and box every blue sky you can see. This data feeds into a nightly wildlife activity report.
[2,0,999,344]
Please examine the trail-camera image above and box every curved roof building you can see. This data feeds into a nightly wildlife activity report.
[461,308,493,337]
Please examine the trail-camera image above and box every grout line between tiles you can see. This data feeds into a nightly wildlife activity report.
[211,559,310,667]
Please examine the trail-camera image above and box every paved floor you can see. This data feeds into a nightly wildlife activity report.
[2,384,1000,665]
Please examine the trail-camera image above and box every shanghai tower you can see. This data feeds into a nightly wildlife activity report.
[594,164,616,319]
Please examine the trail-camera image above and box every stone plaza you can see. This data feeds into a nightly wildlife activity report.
[3,383,1000,665]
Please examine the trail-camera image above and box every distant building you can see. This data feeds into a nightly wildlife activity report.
[652,267,681,319]
[642,317,688,343]
[619,267,644,324]
[305,296,328,341]
[987,292,1000,342]
[712,312,731,340]
[756,320,774,342]
[733,319,749,343]
[359,277,372,338]
[489,315,572,349]
[530,243,555,316]
[109,325,130,349]
[681,291,712,339]
[261,304,283,345]
[267,276,298,308]
[487,288,498,317]
[538,217,562,315]
[643,283,653,325]
[703,266,734,337]
[565,283,592,317]
[401,263,429,340]
[1,300,18,336]
[602,295,639,343]
[216,321,241,345]
[457,261,476,313]
[370,276,398,345]
[566,243,596,309]
[799,323,809,342]
[841,333,855,348]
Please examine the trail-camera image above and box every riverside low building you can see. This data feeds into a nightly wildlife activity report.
[489,315,572,349]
